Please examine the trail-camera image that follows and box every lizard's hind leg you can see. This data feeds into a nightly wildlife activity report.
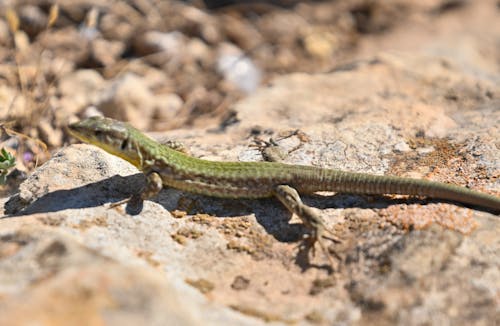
[274,185,341,268]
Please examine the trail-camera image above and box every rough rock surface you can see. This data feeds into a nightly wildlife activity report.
[2,51,499,325]
[1,1,499,325]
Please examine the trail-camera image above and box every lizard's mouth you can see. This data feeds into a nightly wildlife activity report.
[68,117,129,146]
[68,118,142,168]
[67,122,92,143]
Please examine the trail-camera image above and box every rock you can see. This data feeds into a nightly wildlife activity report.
[0,146,270,325]
[3,144,139,215]
[90,38,125,67]
[0,1,499,323]
[134,30,186,57]
[219,14,263,50]
[216,43,261,94]
[18,5,48,38]
[2,50,499,323]
[96,73,157,130]
[58,69,106,115]
[151,93,184,130]
[302,27,338,60]
[133,31,189,66]
[100,12,135,41]
[0,228,216,326]
[0,85,27,120]
[0,19,10,46]
[38,27,90,66]
[186,37,213,66]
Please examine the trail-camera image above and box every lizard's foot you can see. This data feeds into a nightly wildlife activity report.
[160,140,191,155]
[251,137,287,162]
[251,130,309,163]
[274,185,342,269]
[141,171,163,201]
[299,206,342,269]
[107,172,163,210]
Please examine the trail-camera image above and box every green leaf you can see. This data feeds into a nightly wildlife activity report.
[0,148,16,184]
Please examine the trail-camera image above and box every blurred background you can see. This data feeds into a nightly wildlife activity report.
[0,0,498,191]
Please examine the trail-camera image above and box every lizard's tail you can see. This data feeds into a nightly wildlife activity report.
[310,169,500,211]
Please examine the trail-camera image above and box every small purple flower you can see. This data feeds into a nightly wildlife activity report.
[23,151,34,163]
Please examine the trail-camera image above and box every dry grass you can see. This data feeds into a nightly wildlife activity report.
[0,5,59,192]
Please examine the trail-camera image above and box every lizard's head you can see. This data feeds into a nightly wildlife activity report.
[68,116,142,167]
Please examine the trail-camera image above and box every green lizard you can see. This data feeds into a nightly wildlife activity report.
[68,117,500,261]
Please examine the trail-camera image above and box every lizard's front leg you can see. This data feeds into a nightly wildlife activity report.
[273,185,341,267]
[108,139,184,209]
[140,171,163,200]
[109,171,163,208]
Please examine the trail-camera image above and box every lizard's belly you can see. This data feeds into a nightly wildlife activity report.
[160,175,276,199]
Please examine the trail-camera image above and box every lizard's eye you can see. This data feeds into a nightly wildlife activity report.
[120,138,129,150]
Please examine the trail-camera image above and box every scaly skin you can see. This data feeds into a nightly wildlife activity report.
[68,116,500,267]
[68,116,500,211]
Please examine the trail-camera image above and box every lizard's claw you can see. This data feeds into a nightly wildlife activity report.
[108,196,132,209]
[302,221,342,268]
[274,185,342,269]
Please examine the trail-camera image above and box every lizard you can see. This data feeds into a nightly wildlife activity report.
[68,116,500,263]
